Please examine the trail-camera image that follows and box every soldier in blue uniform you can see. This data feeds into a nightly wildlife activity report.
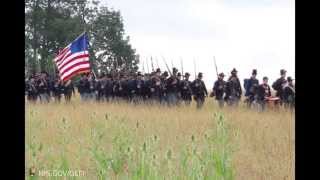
[63,79,75,102]
[244,69,259,107]
[213,73,227,108]
[160,71,169,105]
[191,72,208,109]
[180,72,193,106]
[256,77,272,111]
[272,69,287,106]
[283,76,295,109]
[26,75,38,103]
[37,71,51,103]
[52,77,63,103]
[225,68,242,107]
[166,68,180,106]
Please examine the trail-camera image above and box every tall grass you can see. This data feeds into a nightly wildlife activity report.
[25,95,294,179]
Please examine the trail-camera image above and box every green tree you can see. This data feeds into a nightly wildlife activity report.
[25,0,139,77]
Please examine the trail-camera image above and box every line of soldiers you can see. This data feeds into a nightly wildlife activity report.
[25,71,75,103]
[25,68,295,110]
[25,68,208,108]
[212,68,295,110]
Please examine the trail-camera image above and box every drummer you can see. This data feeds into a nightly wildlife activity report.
[256,76,272,111]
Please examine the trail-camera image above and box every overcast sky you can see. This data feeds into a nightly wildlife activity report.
[101,0,294,87]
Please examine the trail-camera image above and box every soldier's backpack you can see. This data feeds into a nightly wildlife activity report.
[272,79,281,91]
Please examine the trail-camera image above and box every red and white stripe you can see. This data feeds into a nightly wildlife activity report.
[54,47,90,82]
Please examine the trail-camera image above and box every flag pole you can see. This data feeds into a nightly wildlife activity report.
[81,3,96,79]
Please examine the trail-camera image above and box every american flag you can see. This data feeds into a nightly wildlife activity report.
[54,33,91,82]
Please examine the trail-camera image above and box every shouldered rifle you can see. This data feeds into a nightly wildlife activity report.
[146,57,150,73]
[213,56,218,78]
[142,59,145,73]
[151,56,155,72]
[161,56,172,76]
[155,57,160,69]
[180,57,184,76]
[193,58,197,79]
[171,59,174,69]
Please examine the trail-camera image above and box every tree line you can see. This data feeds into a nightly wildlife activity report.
[25,0,139,77]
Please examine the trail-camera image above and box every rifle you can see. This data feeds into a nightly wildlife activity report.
[193,58,197,79]
[171,59,174,69]
[180,57,184,76]
[155,57,160,69]
[151,56,155,72]
[161,56,172,76]
[146,57,150,73]
[142,59,145,73]
[213,56,219,78]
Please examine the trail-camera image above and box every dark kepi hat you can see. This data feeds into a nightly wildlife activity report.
[198,72,203,78]
[172,67,178,73]
[185,72,190,77]
[156,68,161,73]
[163,71,169,77]
[252,69,257,75]
[137,71,142,76]
[218,73,225,77]
[177,72,181,77]
[231,68,237,74]
[263,76,268,80]
[280,69,287,75]
[287,76,293,82]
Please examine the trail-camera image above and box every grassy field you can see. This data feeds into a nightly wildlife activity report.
[25,95,294,180]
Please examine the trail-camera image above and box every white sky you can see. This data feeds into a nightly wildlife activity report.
[101,0,295,88]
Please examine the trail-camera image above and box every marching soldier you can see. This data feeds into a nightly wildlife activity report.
[113,73,125,101]
[160,71,169,104]
[26,76,38,103]
[142,73,151,101]
[166,68,180,106]
[63,79,75,102]
[213,73,227,108]
[176,72,183,105]
[149,71,162,104]
[96,73,107,102]
[244,69,259,107]
[37,71,50,103]
[122,74,131,102]
[272,69,287,105]
[256,76,272,111]
[52,77,63,103]
[77,74,86,101]
[191,72,208,109]
[131,72,145,104]
[104,73,114,102]
[180,72,193,106]
[225,68,242,106]
[283,77,295,109]
[81,73,91,101]
[88,73,97,101]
